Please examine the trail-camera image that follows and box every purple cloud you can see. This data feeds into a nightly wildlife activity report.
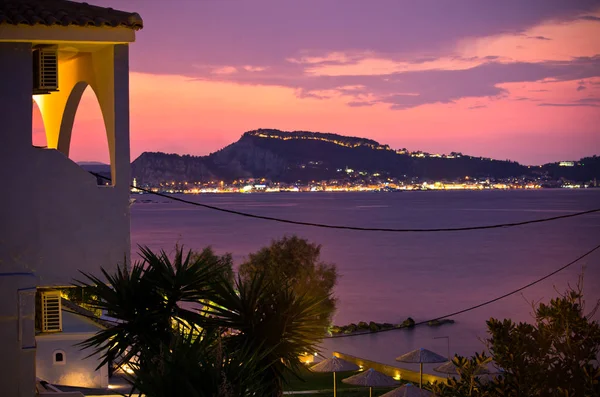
[538,103,599,107]
[468,105,487,109]
[87,0,600,75]
[529,35,552,40]
[579,15,600,21]
[185,55,600,110]
[83,0,600,110]
[577,85,587,91]
[576,97,600,103]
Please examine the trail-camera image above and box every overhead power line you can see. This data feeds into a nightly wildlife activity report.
[325,241,600,339]
[92,172,600,233]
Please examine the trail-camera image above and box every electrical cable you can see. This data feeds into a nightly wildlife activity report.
[90,172,600,233]
[324,241,600,339]
[86,173,600,339]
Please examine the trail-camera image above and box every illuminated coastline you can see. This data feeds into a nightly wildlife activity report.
[135,179,583,195]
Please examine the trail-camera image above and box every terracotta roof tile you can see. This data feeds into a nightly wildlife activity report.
[0,0,143,30]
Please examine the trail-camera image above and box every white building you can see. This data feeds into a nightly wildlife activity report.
[0,1,142,396]
[35,297,110,389]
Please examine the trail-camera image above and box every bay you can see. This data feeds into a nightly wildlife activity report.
[130,189,600,374]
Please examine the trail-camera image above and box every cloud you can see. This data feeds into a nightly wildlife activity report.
[243,65,267,72]
[529,35,552,40]
[129,0,600,75]
[468,105,487,109]
[528,89,549,92]
[538,102,599,107]
[579,15,600,21]
[211,66,238,75]
[188,55,600,110]
[295,89,330,100]
[577,85,587,91]
[576,97,600,103]
[347,101,376,107]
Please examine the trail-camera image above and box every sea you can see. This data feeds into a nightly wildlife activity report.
[130,189,600,374]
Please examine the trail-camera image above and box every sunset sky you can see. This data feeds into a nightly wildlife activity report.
[36,0,600,165]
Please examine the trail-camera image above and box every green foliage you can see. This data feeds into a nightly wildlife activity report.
[77,244,329,397]
[238,235,338,325]
[330,321,396,335]
[369,321,379,332]
[126,327,269,397]
[61,286,102,317]
[487,281,600,397]
[206,272,330,396]
[189,246,235,285]
[432,353,493,397]
[432,279,600,397]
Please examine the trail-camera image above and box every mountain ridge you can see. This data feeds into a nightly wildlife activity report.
[131,129,599,185]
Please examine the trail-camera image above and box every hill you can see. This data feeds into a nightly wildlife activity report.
[131,129,599,185]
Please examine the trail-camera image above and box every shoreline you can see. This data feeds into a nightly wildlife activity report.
[326,318,456,338]
[131,186,598,198]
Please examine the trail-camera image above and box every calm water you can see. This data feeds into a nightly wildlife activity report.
[130,190,600,373]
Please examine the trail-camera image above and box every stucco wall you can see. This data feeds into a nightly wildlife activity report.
[0,40,131,396]
[0,273,37,397]
[36,333,108,388]
[0,42,131,286]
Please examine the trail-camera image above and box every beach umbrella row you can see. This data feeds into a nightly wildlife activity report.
[310,358,435,397]
[310,346,501,396]
[311,346,477,396]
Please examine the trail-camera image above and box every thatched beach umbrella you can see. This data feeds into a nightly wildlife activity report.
[310,356,360,397]
[395,348,447,389]
[381,383,433,397]
[342,368,400,397]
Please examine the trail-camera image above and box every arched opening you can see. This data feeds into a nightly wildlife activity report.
[32,99,47,148]
[68,86,113,186]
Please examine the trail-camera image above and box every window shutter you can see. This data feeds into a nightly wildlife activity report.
[33,46,59,94]
[36,290,62,332]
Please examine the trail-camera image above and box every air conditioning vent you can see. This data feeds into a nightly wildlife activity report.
[35,290,62,333]
[33,46,59,94]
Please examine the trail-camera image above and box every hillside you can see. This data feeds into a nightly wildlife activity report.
[131,129,598,185]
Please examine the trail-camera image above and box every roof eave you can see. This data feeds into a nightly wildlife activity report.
[0,23,136,43]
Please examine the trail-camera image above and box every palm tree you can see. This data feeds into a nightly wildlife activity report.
[206,274,330,397]
[77,245,330,397]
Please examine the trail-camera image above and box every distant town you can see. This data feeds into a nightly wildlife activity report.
[131,163,597,195]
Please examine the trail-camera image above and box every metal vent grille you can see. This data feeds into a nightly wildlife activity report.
[33,47,58,93]
[36,291,62,332]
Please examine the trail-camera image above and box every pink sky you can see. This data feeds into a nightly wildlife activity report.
[33,0,600,165]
